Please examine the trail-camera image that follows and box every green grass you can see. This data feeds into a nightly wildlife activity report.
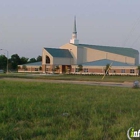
[0,80,140,139]
[1,73,140,82]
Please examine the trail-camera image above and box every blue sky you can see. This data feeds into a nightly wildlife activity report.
[0,0,140,59]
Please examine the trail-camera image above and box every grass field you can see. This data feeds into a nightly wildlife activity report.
[0,80,140,140]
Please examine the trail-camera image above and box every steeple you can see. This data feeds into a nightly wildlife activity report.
[73,16,77,34]
[70,16,79,44]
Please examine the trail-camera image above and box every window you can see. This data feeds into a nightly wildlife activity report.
[121,69,125,73]
[46,56,50,63]
[130,69,135,73]
[35,68,38,71]
[83,68,88,72]
[67,66,71,71]
[75,68,79,72]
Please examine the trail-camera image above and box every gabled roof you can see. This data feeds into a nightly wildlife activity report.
[80,59,135,67]
[44,48,73,58]
[74,44,139,58]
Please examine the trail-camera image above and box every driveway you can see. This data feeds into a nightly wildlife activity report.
[1,78,134,88]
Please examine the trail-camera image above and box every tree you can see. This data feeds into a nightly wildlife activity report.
[22,65,27,71]
[39,66,42,71]
[36,55,42,62]
[137,66,140,76]
[18,66,21,69]
[105,64,111,75]
[10,54,21,70]
[0,55,7,70]
[52,68,56,73]
[78,65,83,73]
[20,57,29,64]
[55,66,60,73]
[28,58,36,63]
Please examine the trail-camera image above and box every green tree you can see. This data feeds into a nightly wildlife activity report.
[105,64,111,75]
[0,55,7,70]
[29,58,36,63]
[55,66,60,73]
[39,66,42,71]
[36,55,42,62]
[20,57,29,64]
[52,68,56,73]
[78,65,83,73]
[22,65,27,71]
[18,66,21,69]
[10,54,21,70]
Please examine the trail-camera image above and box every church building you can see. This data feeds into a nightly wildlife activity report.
[18,17,139,75]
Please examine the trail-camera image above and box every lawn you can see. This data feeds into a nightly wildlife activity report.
[0,80,140,140]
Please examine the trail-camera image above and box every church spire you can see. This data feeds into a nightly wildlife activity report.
[73,16,77,34]
[70,16,79,44]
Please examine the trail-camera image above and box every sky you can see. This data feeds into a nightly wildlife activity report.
[0,0,140,59]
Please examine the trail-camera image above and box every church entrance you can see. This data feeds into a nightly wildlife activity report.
[62,65,71,73]
[62,65,66,73]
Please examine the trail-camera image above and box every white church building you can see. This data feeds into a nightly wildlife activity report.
[18,17,139,75]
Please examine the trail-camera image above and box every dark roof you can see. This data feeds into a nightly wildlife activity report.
[44,48,73,58]
[74,44,139,58]
[21,61,42,66]
[80,59,135,66]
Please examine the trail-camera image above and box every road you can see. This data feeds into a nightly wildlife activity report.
[1,78,134,88]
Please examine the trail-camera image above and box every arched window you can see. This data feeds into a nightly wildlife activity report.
[46,56,50,63]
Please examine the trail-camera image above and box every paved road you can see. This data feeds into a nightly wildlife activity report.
[1,78,134,88]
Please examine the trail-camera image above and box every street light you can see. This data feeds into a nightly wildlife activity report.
[0,49,8,73]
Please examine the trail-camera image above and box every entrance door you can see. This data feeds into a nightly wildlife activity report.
[62,65,66,73]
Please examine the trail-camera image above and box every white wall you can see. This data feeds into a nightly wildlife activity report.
[53,57,72,65]
[60,43,77,64]
[82,47,135,65]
